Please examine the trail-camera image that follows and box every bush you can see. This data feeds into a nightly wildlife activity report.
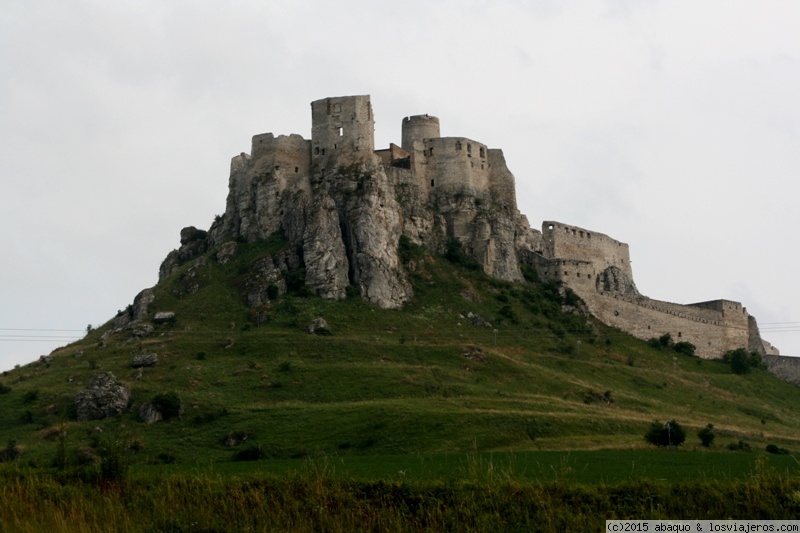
[520,264,539,283]
[266,284,280,301]
[724,348,763,375]
[727,439,751,451]
[673,341,696,357]
[698,424,716,447]
[0,439,22,462]
[22,390,39,404]
[766,444,790,455]
[151,392,182,421]
[644,419,686,447]
[234,444,267,461]
[96,432,130,483]
[444,237,480,270]
[0,383,11,394]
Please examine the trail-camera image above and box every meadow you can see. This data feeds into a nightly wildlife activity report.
[2,237,800,529]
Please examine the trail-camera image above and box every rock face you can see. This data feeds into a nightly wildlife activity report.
[74,373,130,421]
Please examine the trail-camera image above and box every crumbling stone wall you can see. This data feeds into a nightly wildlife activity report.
[542,221,632,279]
[310,95,375,168]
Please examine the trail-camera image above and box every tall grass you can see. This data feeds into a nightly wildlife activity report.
[2,460,800,532]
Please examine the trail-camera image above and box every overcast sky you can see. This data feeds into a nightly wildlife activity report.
[2,0,798,371]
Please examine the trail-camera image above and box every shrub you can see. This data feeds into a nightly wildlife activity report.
[520,264,539,283]
[644,419,686,447]
[727,439,751,451]
[0,383,11,394]
[673,341,696,357]
[96,431,130,483]
[444,237,480,270]
[22,390,39,404]
[0,440,22,462]
[698,424,716,447]
[724,348,763,375]
[266,284,280,301]
[766,444,790,455]
[234,444,267,461]
[151,392,182,421]
[583,390,613,404]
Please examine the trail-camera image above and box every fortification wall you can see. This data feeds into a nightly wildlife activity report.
[249,133,311,195]
[542,221,632,279]
[402,115,440,151]
[487,149,516,210]
[579,291,751,358]
[424,137,490,200]
[310,95,375,168]
[765,355,800,386]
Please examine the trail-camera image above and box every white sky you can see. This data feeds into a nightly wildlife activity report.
[1,0,798,371]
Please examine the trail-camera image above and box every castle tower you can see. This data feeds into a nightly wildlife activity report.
[310,95,374,168]
[401,114,440,151]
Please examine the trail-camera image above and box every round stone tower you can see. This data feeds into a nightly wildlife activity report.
[401,114,440,151]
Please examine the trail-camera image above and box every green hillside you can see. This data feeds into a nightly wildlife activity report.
[2,236,799,468]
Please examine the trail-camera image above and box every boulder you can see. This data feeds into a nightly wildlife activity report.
[153,311,176,324]
[306,318,330,335]
[132,353,158,368]
[128,321,154,338]
[138,403,163,424]
[74,372,130,421]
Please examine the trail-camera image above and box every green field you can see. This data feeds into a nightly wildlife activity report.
[2,237,800,527]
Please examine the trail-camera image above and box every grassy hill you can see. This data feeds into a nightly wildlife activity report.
[2,236,800,468]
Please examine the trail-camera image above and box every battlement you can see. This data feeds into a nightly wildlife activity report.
[542,221,632,279]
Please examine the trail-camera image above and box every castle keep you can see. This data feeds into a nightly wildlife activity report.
[164,94,777,360]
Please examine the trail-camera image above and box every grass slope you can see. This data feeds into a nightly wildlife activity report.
[1,237,799,469]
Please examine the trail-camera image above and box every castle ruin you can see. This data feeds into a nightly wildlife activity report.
[163,94,778,360]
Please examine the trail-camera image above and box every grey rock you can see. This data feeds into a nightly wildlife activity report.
[216,241,237,264]
[467,312,492,328]
[153,311,175,324]
[132,289,155,320]
[138,402,163,424]
[132,353,158,368]
[74,372,130,421]
[128,321,154,338]
[306,317,330,335]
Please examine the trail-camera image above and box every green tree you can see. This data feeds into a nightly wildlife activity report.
[644,419,686,447]
[698,424,715,447]
[726,348,753,375]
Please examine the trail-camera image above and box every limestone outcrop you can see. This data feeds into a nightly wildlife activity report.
[74,372,130,421]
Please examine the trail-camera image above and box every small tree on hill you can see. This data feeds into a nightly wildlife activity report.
[724,348,763,375]
[698,424,716,447]
[644,419,686,448]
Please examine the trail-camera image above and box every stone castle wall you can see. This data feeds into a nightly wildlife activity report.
[402,115,440,151]
[531,220,767,358]
[310,95,375,168]
[542,221,632,279]
[582,291,751,358]
[422,137,491,200]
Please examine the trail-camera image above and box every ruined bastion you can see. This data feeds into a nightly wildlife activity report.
[158,94,779,363]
